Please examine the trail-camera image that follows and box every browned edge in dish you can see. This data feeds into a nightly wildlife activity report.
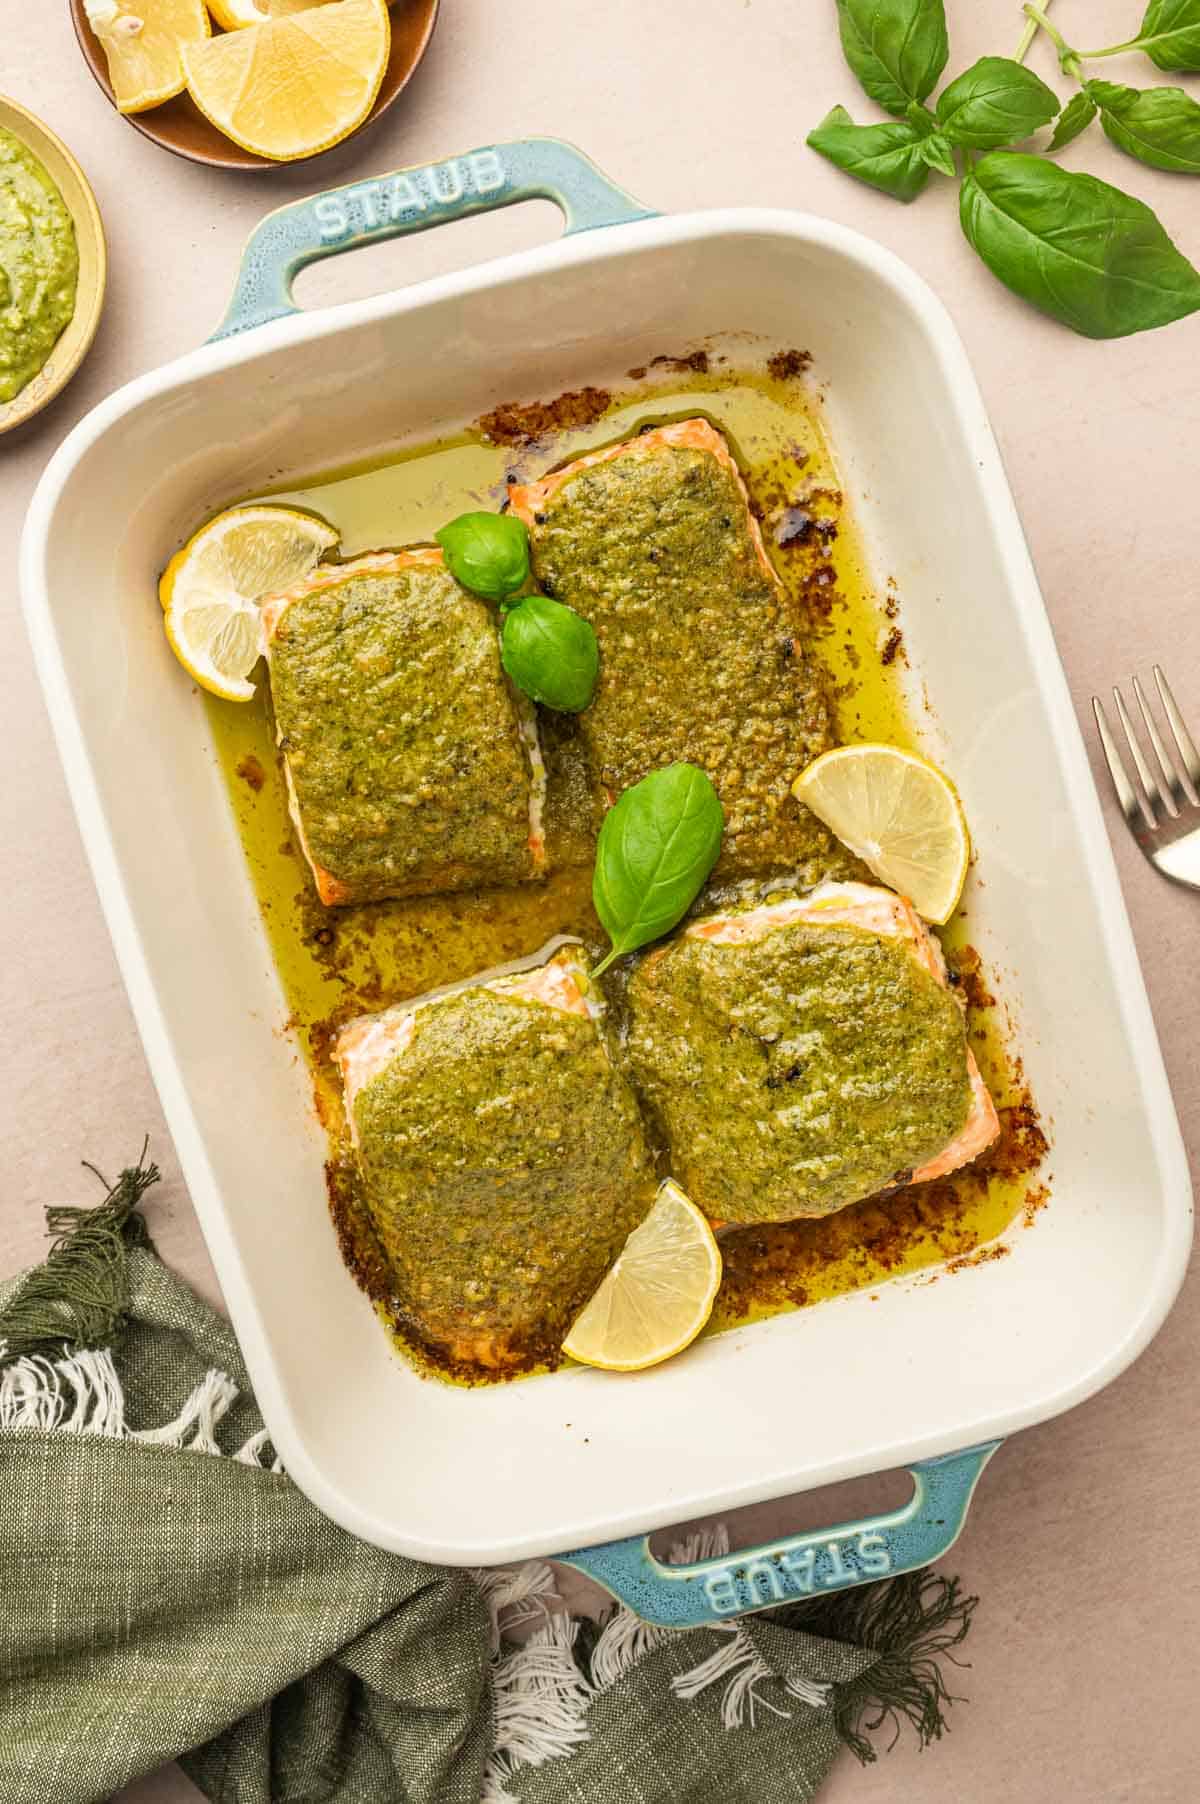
[0,94,107,434]
[69,0,441,172]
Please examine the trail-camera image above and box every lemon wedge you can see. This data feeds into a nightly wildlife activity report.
[792,743,971,924]
[208,0,394,25]
[159,505,339,701]
[183,0,390,162]
[85,0,209,114]
[563,1181,722,1373]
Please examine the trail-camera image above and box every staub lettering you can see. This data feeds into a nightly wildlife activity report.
[702,1532,893,1616]
[312,151,507,244]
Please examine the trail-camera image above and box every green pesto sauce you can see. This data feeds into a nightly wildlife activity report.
[0,129,78,405]
[268,562,537,902]
[532,444,842,878]
[353,987,652,1362]
[627,920,973,1223]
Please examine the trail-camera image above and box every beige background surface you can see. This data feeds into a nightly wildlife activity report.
[3,3,1198,1799]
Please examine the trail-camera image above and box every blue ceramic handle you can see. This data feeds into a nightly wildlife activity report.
[558,1441,1001,1628]
[211,136,655,341]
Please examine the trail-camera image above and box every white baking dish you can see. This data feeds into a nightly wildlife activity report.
[20,140,1192,1608]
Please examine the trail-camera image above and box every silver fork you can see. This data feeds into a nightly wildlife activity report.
[1092,666,1200,889]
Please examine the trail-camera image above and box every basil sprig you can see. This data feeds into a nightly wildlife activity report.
[809,0,1200,340]
[591,764,724,979]
[435,511,529,602]
[501,595,599,713]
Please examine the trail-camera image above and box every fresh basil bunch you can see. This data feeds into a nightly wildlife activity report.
[591,764,724,979]
[809,0,1200,339]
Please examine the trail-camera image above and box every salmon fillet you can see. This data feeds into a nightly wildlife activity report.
[336,948,653,1371]
[265,547,545,907]
[688,882,1000,1185]
[508,419,845,882]
[628,881,999,1225]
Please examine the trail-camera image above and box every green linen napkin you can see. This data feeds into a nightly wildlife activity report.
[0,1156,977,1804]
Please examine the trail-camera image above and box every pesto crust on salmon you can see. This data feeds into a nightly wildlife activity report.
[335,950,653,1370]
[626,882,999,1224]
[265,548,545,907]
[508,419,843,880]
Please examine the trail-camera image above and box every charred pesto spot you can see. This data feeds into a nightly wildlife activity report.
[627,920,973,1223]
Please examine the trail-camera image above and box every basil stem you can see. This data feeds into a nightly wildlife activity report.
[591,764,724,979]
[1021,4,1084,78]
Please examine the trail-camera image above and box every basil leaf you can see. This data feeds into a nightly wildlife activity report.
[1135,0,1200,73]
[936,56,1061,149]
[591,764,724,978]
[435,511,529,602]
[501,596,598,713]
[960,151,1200,338]
[1048,90,1098,150]
[903,99,938,130]
[807,106,932,201]
[917,132,958,176]
[834,0,949,118]
[1088,79,1200,173]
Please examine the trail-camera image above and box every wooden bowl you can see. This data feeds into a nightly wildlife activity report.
[70,0,440,172]
[0,95,107,434]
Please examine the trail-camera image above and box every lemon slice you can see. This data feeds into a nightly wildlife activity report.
[208,0,395,25]
[563,1181,722,1373]
[792,743,971,924]
[85,0,210,114]
[183,0,390,162]
[159,505,339,701]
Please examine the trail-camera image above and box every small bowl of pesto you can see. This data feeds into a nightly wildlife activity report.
[0,95,106,434]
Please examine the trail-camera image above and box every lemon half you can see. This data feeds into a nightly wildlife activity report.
[793,743,970,924]
[159,505,339,701]
[183,0,390,162]
[86,0,210,114]
[563,1181,722,1373]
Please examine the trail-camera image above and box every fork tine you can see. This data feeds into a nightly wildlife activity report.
[1132,675,1182,816]
[1093,696,1153,834]
[1112,687,1162,828]
[1153,666,1200,800]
